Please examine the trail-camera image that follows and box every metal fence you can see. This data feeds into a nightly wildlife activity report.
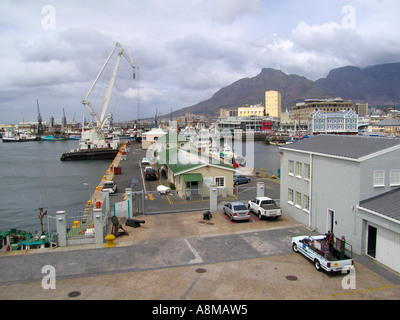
[66,212,95,239]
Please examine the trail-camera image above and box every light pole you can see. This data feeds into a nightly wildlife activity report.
[83,182,92,214]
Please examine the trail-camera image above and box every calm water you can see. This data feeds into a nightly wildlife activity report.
[0,140,110,233]
[0,139,280,233]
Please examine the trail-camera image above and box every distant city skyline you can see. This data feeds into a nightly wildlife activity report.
[1,0,399,124]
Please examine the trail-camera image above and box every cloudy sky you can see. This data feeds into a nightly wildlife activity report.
[1,0,399,124]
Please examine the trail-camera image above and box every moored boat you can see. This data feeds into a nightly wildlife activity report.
[0,229,32,251]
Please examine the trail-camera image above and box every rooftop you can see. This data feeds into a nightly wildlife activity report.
[359,187,400,222]
[280,134,400,160]
[157,147,233,174]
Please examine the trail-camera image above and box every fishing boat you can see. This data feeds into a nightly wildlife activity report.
[0,207,57,251]
[41,135,66,141]
[19,230,57,250]
[0,229,32,251]
[1,129,36,142]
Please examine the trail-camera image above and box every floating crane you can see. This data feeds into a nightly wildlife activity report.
[61,42,138,161]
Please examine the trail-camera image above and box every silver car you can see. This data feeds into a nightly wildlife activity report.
[223,202,251,221]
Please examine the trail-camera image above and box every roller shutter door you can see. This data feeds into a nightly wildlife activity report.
[376,226,400,274]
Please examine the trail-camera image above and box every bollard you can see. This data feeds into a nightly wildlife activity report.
[72,221,79,228]
[105,234,116,247]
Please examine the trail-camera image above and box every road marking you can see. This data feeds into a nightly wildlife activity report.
[330,285,396,297]
[181,273,202,300]
[147,193,154,200]
[184,239,203,264]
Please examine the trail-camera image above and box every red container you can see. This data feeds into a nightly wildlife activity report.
[96,201,102,209]
[114,167,121,175]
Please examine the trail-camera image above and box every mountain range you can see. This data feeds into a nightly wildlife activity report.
[172,62,400,118]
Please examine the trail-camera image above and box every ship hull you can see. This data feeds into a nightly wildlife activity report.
[60,148,119,161]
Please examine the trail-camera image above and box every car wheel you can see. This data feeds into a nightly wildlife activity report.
[314,259,322,272]
[292,243,299,253]
[258,211,262,220]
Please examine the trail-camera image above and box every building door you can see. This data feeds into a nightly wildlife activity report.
[327,209,335,233]
[367,225,377,258]
[190,181,199,195]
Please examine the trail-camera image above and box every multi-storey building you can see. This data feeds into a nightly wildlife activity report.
[237,105,265,117]
[279,135,400,273]
[291,98,355,124]
[265,91,282,118]
[308,110,358,135]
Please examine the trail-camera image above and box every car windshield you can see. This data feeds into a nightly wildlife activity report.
[233,204,247,211]
[104,183,114,188]
[261,200,275,206]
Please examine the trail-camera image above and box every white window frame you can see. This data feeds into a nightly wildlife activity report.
[215,176,225,188]
[288,160,294,176]
[295,191,302,208]
[304,163,310,180]
[296,162,302,178]
[288,188,294,205]
[303,195,310,213]
[390,169,400,186]
[373,170,385,187]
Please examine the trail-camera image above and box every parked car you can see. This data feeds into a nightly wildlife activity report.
[222,201,251,221]
[101,181,117,194]
[144,168,157,181]
[233,174,251,185]
[141,157,150,165]
[248,196,282,220]
[291,234,354,272]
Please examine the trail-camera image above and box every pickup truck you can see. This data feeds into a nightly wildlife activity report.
[101,181,117,194]
[247,197,282,220]
[291,234,354,272]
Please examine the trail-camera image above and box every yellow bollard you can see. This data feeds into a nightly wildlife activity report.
[72,221,80,228]
[87,200,91,206]
[103,175,106,181]
[105,234,116,247]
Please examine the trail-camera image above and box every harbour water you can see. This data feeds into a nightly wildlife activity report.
[0,140,110,233]
[0,139,280,233]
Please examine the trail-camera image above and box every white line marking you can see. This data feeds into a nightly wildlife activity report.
[184,239,203,264]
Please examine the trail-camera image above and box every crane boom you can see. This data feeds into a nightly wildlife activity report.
[82,42,138,129]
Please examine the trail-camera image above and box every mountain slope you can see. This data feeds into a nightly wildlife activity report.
[173,62,400,117]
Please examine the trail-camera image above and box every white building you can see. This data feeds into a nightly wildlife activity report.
[280,135,400,273]
[308,110,358,135]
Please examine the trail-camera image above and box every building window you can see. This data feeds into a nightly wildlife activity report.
[288,160,294,175]
[390,169,400,186]
[215,176,225,187]
[296,162,302,178]
[295,192,302,208]
[304,164,310,180]
[373,170,385,187]
[288,188,294,204]
[303,195,310,212]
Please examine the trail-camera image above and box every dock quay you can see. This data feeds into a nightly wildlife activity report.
[1,140,399,301]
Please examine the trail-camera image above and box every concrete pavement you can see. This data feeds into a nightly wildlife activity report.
[0,211,399,300]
